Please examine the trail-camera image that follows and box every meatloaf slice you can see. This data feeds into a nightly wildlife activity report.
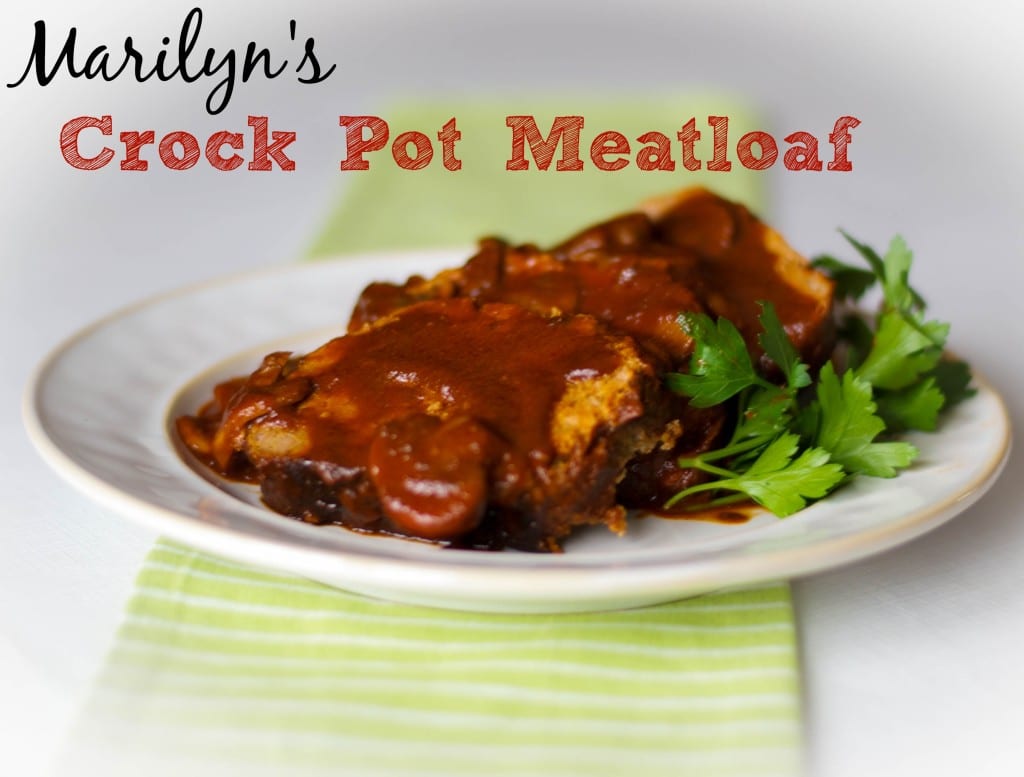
[177,298,677,551]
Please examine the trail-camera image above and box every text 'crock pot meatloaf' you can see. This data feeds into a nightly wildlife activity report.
[177,299,677,551]
[177,187,834,551]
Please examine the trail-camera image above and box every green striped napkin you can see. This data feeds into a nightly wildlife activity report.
[59,99,802,777]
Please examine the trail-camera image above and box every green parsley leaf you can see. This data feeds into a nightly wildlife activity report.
[840,231,927,311]
[757,301,811,389]
[835,313,874,371]
[875,377,946,432]
[811,255,877,302]
[793,398,821,445]
[928,358,976,409]
[855,310,944,390]
[839,230,887,277]
[666,312,769,407]
[671,434,845,517]
[877,235,915,311]
[732,386,794,443]
[879,236,928,312]
[815,363,919,476]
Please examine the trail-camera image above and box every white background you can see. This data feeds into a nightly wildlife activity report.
[1,1,1022,775]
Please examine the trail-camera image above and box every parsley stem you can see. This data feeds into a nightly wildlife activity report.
[706,493,752,508]
[677,434,770,468]
[663,480,728,509]
[726,387,754,447]
[897,307,944,346]
[691,461,736,478]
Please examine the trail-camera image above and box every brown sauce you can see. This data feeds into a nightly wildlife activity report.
[645,504,758,525]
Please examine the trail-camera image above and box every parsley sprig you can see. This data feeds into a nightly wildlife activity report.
[664,233,973,517]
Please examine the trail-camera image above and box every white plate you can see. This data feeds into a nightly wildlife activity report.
[24,252,1012,613]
